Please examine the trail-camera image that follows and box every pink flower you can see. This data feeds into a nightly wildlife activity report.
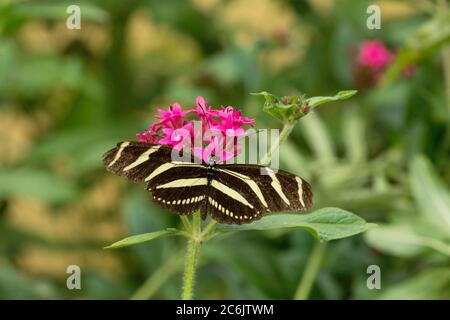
[136,96,254,162]
[151,102,187,132]
[158,122,193,150]
[353,40,415,89]
[357,41,394,71]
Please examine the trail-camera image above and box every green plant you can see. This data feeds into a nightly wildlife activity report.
[105,89,374,300]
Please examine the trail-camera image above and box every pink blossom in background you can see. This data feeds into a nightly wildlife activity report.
[136,96,254,162]
[357,41,394,71]
[353,40,415,88]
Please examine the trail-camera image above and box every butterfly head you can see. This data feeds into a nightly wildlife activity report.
[208,155,218,168]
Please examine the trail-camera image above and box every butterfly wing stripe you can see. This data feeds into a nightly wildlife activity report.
[266,169,291,206]
[108,141,130,167]
[155,177,208,189]
[144,162,204,182]
[210,180,254,209]
[217,169,268,208]
[123,146,161,171]
[295,176,306,207]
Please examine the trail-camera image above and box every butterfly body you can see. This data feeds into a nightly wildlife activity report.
[103,141,313,224]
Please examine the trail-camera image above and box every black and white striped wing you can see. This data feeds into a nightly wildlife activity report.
[208,164,313,224]
[103,142,313,224]
[102,141,207,215]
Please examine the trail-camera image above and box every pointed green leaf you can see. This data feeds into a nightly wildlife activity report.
[105,229,183,249]
[219,207,374,241]
[305,90,358,109]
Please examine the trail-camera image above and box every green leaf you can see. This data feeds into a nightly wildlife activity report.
[410,155,450,238]
[365,224,450,258]
[218,207,374,241]
[305,90,357,109]
[251,91,292,122]
[105,229,183,249]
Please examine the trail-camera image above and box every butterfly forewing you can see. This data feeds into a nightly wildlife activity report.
[103,141,208,216]
[102,141,174,182]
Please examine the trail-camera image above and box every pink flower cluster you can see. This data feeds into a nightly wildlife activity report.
[137,96,255,163]
[354,40,415,87]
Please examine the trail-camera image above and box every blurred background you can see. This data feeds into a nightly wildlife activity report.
[0,0,449,299]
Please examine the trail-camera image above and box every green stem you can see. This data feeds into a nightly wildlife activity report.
[294,242,327,300]
[181,238,200,300]
[180,216,192,234]
[260,122,295,165]
[181,212,202,300]
[200,220,218,238]
[192,211,202,234]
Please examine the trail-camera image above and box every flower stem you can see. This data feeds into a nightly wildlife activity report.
[294,242,327,300]
[260,121,295,166]
[180,216,192,234]
[181,239,200,300]
[200,220,218,238]
[181,212,202,300]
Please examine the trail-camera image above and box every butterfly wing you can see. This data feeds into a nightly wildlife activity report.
[211,164,313,224]
[201,173,267,224]
[102,141,208,215]
[102,141,174,182]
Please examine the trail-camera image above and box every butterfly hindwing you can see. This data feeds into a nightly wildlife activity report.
[151,182,207,216]
[146,164,208,216]
[216,164,313,215]
[202,174,266,224]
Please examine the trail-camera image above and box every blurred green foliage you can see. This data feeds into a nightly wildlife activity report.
[0,0,449,299]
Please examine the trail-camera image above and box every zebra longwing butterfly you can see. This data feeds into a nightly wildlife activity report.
[102,141,313,224]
